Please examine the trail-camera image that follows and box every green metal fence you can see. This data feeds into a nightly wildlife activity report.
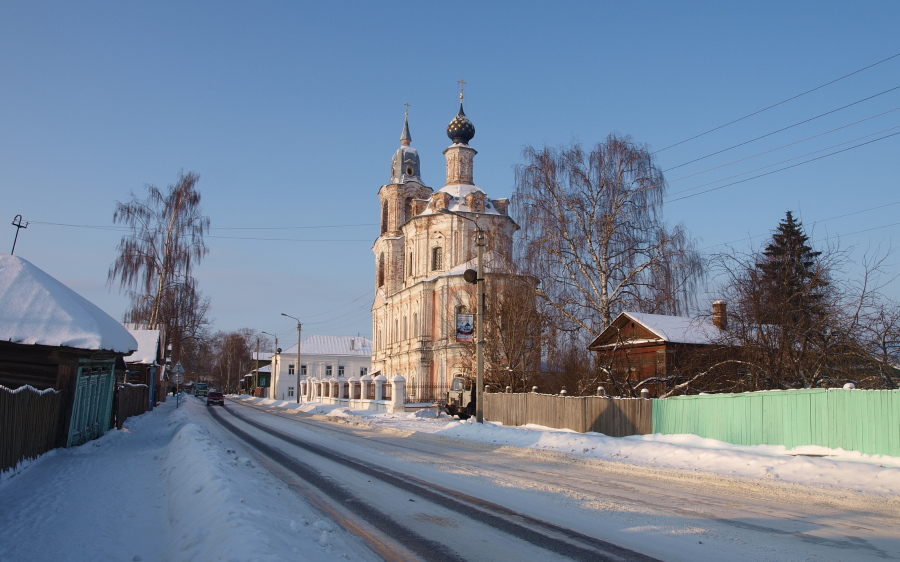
[652,389,900,457]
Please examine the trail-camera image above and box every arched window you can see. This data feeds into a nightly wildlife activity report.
[431,246,443,271]
[378,253,385,287]
[381,201,388,234]
[404,197,413,224]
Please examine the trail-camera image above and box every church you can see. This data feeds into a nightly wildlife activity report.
[370,97,522,398]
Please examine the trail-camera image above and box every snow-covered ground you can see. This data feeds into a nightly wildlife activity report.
[2,394,898,561]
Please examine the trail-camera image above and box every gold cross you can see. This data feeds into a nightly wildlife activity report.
[404,102,410,116]
[458,79,467,101]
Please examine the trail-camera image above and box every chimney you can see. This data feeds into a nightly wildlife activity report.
[712,300,727,330]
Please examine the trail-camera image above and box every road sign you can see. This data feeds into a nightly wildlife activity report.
[172,373,184,384]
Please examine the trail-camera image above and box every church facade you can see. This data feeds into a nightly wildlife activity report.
[371,101,520,397]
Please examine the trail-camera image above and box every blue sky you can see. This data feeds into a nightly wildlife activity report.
[2,1,898,342]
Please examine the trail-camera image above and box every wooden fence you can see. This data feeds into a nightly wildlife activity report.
[484,393,652,437]
[1,384,62,472]
[114,383,149,430]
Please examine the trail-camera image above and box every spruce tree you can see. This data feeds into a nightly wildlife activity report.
[755,211,826,327]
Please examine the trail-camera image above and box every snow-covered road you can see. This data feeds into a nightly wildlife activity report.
[219,398,900,561]
[2,394,898,561]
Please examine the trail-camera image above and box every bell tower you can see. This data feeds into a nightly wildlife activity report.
[374,109,433,295]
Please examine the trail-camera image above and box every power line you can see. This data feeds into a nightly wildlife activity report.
[667,125,900,197]
[668,107,900,184]
[211,223,376,230]
[664,84,900,172]
[700,202,900,251]
[654,53,900,153]
[666,130,900,203]
[207,235,370,242]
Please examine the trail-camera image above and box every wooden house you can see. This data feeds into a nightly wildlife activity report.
[0,255,137,447]
[587,302,733,397]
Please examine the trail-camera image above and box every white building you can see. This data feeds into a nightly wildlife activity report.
[269,335,372,400]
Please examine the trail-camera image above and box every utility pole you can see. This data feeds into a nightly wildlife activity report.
[439,208,486,423]
[281,313,302,404]
[10,215,27,255]
[255,336,260,397]
[262,331,278,399]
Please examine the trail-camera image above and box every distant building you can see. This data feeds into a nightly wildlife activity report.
[269,335,371,401]
[370,99,524,397]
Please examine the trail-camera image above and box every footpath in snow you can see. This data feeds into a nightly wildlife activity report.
[0,397,380,562]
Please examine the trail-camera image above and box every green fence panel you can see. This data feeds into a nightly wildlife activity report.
[653,389,900,457]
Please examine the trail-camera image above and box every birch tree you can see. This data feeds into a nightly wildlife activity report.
[512,134,703,344]
[109,171,210,357]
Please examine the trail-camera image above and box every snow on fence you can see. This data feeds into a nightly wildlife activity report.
[114,383,149,430]
[653,388,900,457]
[483,393,652,437]
[1,384,63,472]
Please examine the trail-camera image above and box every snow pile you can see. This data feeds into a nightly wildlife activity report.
[0,398,377,562]
[0,254,137,353]
[250,398,900,497]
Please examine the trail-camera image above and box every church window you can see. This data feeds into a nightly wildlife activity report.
[381,201,388,234]
[431,247,443,271]
[404,197,413,223]
[409,252,413,276]
[412,312,418,337]
[394,319,399,342]
[378,253,385,287]
[402,316,407,340]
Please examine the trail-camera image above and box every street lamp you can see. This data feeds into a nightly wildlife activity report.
[438,208,485,423]
[281,313,302,404]
[261,331,278,399]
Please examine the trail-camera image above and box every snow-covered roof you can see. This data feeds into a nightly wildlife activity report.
[125,328,161,364]
[623,312,721,345]
[272,335,372,358]
[0,255,138,354]
[422,184,505,215]
[590,311,723,349]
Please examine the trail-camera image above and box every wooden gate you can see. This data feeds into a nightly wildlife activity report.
[66,364,115,447]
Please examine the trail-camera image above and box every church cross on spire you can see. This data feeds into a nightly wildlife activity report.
[404,102,410,116]
[457,79,467,103]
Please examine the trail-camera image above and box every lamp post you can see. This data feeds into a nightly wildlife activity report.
[261,331,278,399]
[281,313,302,404]
[438,208,485,423]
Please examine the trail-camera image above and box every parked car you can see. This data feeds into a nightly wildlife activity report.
[206,391,224,406]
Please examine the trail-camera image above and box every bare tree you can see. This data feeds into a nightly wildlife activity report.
[714,213,898,390]
[512,135,703,346]
[481,274,545,392]
[207,329,255,394]
[109,171,210,360]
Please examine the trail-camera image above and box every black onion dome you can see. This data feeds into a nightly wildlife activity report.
[446,103,475,144]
